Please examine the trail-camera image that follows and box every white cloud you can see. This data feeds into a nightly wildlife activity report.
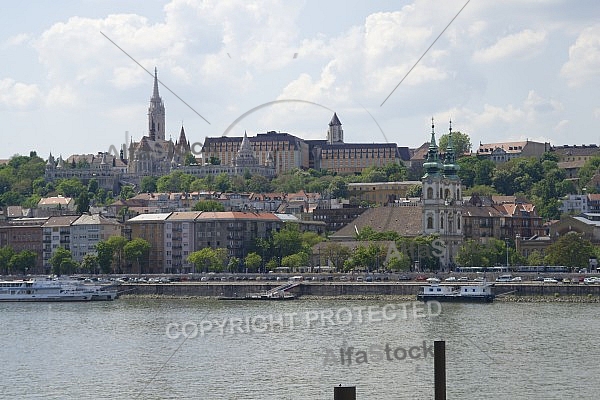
[0,79,42,110]
[4,33,30,47]
[473,29,547,63]
[45,85,78,107]
[554,119,569,132]
[561,25,600,87]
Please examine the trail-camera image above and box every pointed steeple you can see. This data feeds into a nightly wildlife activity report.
[240,131,252,152]
[148,67,165,140]
[234,131,257,167]
[443,119,460,179]
[152,67,160,100]
[46,153,55,168]
[329,112,342,126]
[178,125,187,144]
[423,117,443,177]
[327,113,344,144]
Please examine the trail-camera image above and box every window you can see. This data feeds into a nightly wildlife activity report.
[427,216,433,229]
[427,187,433,199]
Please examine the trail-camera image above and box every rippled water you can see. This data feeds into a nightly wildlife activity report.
[0,298,598,399]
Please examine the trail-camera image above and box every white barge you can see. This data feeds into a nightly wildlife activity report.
[417,282,495,303]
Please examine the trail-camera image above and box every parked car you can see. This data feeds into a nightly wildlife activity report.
[511,276,523,282]
[398,275,411,281]
[543,278,558,284]
[444,276,457,282]
[457,277,469,282]
[496,275,513,282]
[426,277,441,283]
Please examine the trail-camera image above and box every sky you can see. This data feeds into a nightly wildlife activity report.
[1,0,600,160]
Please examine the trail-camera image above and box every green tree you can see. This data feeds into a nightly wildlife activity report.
[273,224,304,258]
[107,236,128,272]
[56,178,86,198]
[328,177,348,199]
[214,173,231,192]
[80,253,99,274]
[0,246,16,275]
[281,252,309,271]
[184,153,197,166]
[120,185,135,200]
[156,171,195,192]
[526,250,546,266]
[9,250,37,276]
[140,176,158,193]
[457,156,495,188]
[188,247,220,273]
[192,200,225,212]
[318,242,351,271]
[87,178,99,195]
[438,131,472,156]
[124,238,151,274]
[544,232,595,270]
[578,155,600,189]
[247,175,272,193]
[227,257,240,273]
[244,252,262,273]
[76,191,90,214]
[49,247,73,276]
[95,241,114,274]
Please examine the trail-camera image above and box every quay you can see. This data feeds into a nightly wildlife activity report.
[119,282,600,299]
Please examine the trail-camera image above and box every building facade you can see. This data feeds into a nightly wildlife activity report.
[42,215,80,271]
[70,214,123,263]
[0,217,47,273]
[476,140,551,163]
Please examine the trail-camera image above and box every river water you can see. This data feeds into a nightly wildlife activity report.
[0,298,598,399]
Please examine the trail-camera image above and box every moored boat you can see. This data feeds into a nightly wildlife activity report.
[0,280,93,302]
[417,282,495,303]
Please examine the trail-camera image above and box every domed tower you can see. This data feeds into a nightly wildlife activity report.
[421,118,463,269]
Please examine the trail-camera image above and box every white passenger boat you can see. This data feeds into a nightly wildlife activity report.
[0,280,93,302]
[417,282,495,303]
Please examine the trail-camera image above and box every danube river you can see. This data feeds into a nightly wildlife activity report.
[1,298,598,399]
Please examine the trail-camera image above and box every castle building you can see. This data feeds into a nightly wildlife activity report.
[201,131,307,174]
[421,119,463,268]
[307,113,404,174]
[202,113,404,175]
[178,131,276,178]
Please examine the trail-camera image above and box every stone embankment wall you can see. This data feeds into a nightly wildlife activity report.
[119,283,600,298]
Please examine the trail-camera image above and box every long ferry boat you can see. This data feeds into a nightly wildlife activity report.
[0,279,119,302]
[417,282,495,303]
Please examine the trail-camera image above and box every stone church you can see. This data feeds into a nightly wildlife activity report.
[127,68,191,175]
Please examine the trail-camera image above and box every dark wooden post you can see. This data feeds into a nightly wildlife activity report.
[434,340,446,400]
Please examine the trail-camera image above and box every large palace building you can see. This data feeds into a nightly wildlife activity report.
[202,113,404,175]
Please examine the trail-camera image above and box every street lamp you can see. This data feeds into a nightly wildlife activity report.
[505,238,510,270]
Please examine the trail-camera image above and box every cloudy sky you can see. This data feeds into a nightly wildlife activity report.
[1,0,599,160]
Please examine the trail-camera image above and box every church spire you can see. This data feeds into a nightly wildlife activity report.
[423,117,442,177]
[443,118,460,179]
[148,67,166,141]
[327,112,344,144]
[152,67,160,100]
